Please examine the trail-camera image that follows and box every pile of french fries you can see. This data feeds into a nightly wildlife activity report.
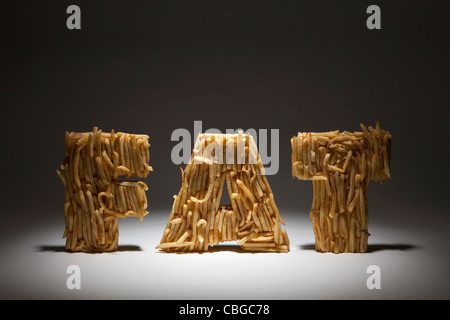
[291,123,391,253]
[56,127,152,252]
[157,132,290,252]
[57,123,391,255]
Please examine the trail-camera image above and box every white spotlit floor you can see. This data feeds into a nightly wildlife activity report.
[1,210,449,300]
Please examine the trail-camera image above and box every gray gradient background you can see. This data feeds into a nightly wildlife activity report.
[0,1,449,299]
